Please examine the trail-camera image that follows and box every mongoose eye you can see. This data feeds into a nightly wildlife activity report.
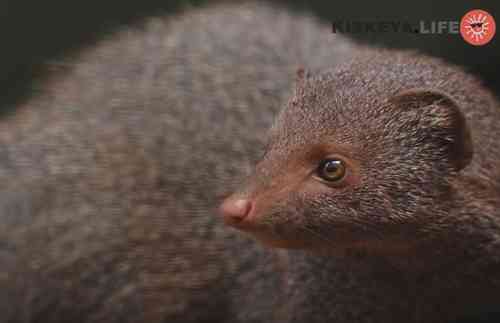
[317,158,346,182]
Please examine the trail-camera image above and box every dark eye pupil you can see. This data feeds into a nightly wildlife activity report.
[325,160,341,173]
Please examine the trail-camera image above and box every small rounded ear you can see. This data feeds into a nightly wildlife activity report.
[389,89,473,171]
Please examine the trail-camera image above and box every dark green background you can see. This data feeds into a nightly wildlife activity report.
[1,0,499,109]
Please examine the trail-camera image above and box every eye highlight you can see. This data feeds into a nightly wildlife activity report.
[317,158,346,182]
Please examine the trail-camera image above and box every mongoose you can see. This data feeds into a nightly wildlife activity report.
[221,49,500,322]
[0,2,355,323]
[3,1,499,323]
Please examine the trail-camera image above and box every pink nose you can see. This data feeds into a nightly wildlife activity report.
[219,197,253,223]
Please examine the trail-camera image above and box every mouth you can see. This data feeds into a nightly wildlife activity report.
[224,215,317,250]
[232,224,313,249]
[223,212,263,233]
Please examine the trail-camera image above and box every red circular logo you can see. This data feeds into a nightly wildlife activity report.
[460,9,496,46]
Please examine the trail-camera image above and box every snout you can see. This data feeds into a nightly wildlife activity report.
[219,196,254,226]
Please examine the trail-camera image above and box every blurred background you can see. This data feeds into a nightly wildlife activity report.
[0,0,498,112]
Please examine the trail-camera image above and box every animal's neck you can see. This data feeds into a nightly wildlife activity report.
[280,222,500,323]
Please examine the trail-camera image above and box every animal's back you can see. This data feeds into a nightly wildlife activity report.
[0,2,354,322]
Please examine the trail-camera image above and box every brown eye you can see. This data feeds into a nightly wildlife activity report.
[317,158,346,182]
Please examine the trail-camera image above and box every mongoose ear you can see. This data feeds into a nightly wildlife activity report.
[389,89,473,171]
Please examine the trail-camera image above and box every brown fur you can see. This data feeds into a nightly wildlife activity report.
[3,0,500,322]
[0,2,356,323]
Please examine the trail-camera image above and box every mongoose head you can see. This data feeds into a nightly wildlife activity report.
[220,53,474,256]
